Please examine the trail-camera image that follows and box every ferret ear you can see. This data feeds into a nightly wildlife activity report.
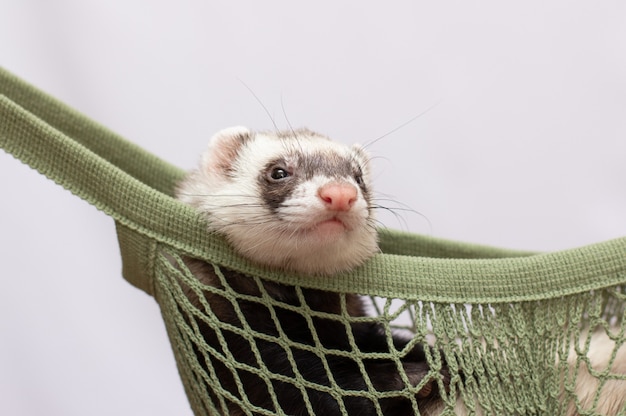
[202,126,251,172]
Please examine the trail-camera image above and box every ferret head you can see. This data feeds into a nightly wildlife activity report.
[177,126,379,276]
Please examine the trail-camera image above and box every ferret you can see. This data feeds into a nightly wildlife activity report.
[176,126,626,415]
[176,127,450,415]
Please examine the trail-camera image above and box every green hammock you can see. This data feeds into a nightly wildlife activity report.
[1,67,625,415]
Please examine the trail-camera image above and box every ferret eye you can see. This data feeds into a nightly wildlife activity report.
[353,169,365,187]
[269,167,290,180]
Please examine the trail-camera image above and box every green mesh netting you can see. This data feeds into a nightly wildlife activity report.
[149,243,626,416]
[2,67,625,415]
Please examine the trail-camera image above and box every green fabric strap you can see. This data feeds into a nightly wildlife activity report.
[1,66,625,304]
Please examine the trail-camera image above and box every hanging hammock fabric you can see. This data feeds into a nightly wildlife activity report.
[1,67,625,415]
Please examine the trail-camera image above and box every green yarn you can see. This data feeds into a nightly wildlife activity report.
[2,67,625,415]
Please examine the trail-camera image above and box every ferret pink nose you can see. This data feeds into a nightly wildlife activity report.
[318,183,358,211]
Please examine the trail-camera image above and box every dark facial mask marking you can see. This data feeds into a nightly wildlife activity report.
[258,150,369,214]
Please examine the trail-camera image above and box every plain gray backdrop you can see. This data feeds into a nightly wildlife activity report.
[1,1,625,415]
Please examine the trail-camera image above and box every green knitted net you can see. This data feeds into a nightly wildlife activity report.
[2,67,625,415]
[149,241,626,416]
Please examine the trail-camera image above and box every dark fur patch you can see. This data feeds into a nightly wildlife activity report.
[298,151,353,180]
[182,258,448,415]
[258,157,299,212]
[257,149,368,214]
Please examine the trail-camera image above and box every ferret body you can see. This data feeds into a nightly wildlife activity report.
[177,127,448,415]
[176,126,625,415]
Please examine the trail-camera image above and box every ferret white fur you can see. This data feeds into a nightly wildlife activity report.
[178,126,379,275]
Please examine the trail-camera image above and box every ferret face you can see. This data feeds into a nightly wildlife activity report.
[177,126,379,275]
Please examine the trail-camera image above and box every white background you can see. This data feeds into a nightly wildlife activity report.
[1,1,625,415]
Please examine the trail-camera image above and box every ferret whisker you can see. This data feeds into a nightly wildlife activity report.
[362,102,440,150]
[219,221,274,230]
[371,204,411,232]
[280,96,306,156]
[203,203,268,209]
[372,195,426,216]
[177,193,260,199]
[280,95,295,134]
[370,218,389,231]
[366,155,391,164]
[373,203,432,234]
[237,78,279,132]
[371,198,418,212]
[373,196,432,225]
[372,205,421,214]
